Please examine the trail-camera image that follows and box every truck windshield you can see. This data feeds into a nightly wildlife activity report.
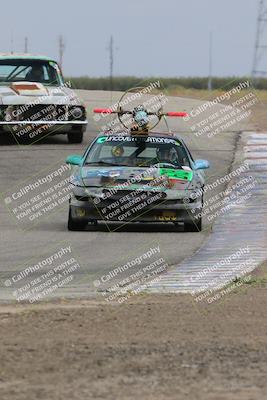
[0,60,64,86]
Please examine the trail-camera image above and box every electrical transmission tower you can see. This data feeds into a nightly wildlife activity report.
[252,0,267,82]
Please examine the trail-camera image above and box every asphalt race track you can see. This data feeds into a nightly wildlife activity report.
[0,91,245,302]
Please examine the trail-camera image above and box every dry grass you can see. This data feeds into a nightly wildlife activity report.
[166,87,267,131]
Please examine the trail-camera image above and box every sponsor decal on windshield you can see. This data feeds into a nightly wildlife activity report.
[96,136,180,145]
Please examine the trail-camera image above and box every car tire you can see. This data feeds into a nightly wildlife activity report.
[67,209,87,231]
[67,130,83,144]
[184,218,202,232]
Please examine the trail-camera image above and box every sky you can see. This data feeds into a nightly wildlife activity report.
[0,0,260,77]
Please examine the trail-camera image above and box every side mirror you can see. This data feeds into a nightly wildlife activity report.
[65,154,83,166]
[194,159,210,170]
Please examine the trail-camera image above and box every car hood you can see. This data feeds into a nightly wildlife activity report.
[72,165,197,192]
[0,82,82,105]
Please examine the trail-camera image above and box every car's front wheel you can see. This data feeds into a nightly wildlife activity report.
[67,130,83,144]
[67,209,87,231]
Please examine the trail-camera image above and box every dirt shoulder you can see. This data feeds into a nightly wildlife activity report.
[1,266,267,400]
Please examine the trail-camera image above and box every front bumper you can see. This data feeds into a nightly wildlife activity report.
[0,120,88,135]
[69,196,202,223]
[0,120,88,125]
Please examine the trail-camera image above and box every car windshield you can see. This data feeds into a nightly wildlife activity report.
[0,59,64,86]
[84,136,191,168]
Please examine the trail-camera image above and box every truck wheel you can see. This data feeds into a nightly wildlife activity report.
[67,130,83,144]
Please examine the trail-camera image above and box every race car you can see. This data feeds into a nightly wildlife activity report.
[65,99,209,232]
[0,53,87,143]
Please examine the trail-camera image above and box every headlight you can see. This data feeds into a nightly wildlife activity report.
[70,106,85,120]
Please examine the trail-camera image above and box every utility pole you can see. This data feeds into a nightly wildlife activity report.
[208,32,213,91]
[252,0,267,83]
[108,35,114,92]
[11,31,14,54]
[24,37,28,53]
[59,35,65,69]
